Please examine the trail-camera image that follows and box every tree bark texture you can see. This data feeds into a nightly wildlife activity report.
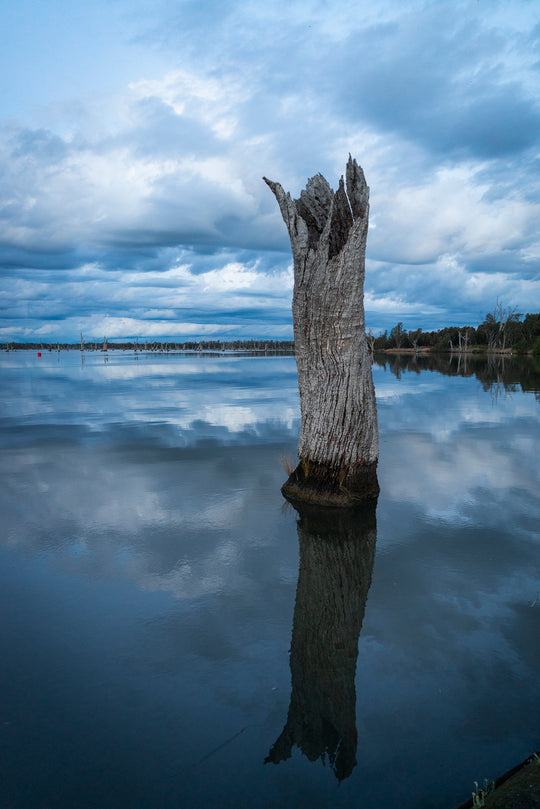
[264,156,379,506]
[265,501,377,781]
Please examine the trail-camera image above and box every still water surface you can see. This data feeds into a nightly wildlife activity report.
[0,350,539,808]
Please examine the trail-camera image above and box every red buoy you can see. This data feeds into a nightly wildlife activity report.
[37,352,41,357]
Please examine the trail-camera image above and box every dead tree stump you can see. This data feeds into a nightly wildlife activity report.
[264,156,379,505]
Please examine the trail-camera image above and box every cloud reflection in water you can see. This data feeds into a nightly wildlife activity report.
[0,351,539,808]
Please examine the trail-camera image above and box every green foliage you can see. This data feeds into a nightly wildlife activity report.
[533,336,540,356]
[408,328,422,349]
[389,322,408,348]
[513,338,529,354]
[370,307,540,352]
[524,313,540,340]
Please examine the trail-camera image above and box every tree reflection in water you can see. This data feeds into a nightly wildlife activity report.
[266,499,377,781]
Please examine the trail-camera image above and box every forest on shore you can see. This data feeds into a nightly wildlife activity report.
[372,307,540,354]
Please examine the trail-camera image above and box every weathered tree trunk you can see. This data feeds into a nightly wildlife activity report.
[265,501,377,781]
[264,156,379,505]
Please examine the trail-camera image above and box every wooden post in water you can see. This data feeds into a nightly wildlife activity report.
[264,156,379,505]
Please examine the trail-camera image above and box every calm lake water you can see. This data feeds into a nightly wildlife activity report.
[1,350,539,809]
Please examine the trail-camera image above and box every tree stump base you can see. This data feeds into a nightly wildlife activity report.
[282,460,379,507]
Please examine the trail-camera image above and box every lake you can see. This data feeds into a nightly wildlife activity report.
[0,349,538,809]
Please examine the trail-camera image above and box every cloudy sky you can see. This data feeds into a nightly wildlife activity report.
[1,0,539,342]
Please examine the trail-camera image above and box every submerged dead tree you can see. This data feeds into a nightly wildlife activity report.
[264,156,378,505]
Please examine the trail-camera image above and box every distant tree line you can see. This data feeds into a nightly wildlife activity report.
[0,338,296,353]
[371,307,540,355]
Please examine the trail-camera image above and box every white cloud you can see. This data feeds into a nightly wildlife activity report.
[369,164,540,265]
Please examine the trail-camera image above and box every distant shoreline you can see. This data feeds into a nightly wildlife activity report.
[0,340,295,353]
[1,343,533,356]
[373,347,522,356]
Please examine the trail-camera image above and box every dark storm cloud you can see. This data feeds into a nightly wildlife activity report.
[332,7,540,159]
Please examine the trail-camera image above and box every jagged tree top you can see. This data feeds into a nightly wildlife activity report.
[263,155,369,262]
